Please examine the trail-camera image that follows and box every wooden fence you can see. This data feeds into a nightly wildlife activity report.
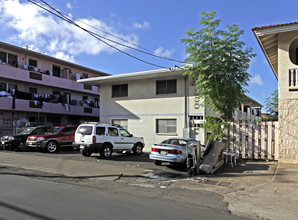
[226,121,279,161]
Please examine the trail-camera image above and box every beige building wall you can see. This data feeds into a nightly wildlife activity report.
[100,75,205,152]
[278,31,298,163]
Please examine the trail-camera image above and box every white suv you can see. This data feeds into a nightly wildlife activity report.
[73,123,145,158]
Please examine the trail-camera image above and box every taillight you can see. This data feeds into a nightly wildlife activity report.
[151,147,159,152]
[168,150,182,154]
[151,148,182,155]
[92,136,96,143]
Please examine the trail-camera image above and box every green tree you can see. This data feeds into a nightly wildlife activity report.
[264,89,278,121]
[181,11,255,122]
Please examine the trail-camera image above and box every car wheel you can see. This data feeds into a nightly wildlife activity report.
[46,141,58,153]
[100,145,112,159]
[18,142,27,151]
[154,160,162,166]
[133,144,143,155]
[80,149,92,157]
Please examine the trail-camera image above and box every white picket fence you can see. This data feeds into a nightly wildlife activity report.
[227,121,279,161]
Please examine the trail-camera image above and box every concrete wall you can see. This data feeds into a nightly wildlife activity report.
[277,31,298,163]
[100,75,205,151]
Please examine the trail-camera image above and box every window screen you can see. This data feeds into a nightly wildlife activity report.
[156,119,177,134]
[112,84,128,97]
[156,79,177,94]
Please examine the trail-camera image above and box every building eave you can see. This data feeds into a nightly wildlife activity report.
[252,22,298,81]
[78,68,188,85]
[0,41,109,76]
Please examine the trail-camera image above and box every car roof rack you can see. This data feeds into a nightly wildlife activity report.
[82,122,123,128]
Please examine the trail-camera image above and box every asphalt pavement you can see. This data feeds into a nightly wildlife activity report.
[0,149,297,220]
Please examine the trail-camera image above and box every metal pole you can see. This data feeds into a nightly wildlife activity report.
[196,141,201,174]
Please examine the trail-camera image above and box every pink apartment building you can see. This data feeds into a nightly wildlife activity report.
[0,41,109,136]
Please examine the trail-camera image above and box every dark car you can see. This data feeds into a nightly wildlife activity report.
[0,126,52,151]
[26,125,77,153]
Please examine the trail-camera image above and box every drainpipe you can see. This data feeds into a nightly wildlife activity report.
[184,76,188,129]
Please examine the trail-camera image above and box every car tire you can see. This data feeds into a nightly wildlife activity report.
[80,149,92,157]
[100,145,112,159]
[133,144,143,155]
[18,142,27,151]
[154,160,162,166]
[46,141,58,153]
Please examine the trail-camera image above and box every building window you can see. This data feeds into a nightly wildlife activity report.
[0,82,6,91]
[29,59,37,67]
[156,119,177,134]
[8,53,17,65]
[0,51,6,63]
[112,119,128,130]
[0,51,17,65]
[29,87,37,94]
[112,84,128,98]
[289,38,298,65]
[156,79,177,95]
[82,73,88,79]
[53,65,61,77]
[8,84,17,91]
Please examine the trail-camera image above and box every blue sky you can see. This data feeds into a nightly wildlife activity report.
[1,0,296,109]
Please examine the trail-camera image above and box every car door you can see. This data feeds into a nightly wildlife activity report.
[60,127,73,146]
[107,127,122,150]
[119,128,134,150]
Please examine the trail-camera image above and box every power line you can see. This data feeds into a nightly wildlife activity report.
[27,0,187,68]
[28,0,168,68]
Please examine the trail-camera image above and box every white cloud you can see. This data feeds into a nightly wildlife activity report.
[66,3,72,9]
[154,46,174,58]
[0,0,139,61]
[133,21,150,30]
[250,74,264,86]
[54,51,75,62]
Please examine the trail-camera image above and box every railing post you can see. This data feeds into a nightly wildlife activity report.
[290,69,295,87]
[295,69,298,87]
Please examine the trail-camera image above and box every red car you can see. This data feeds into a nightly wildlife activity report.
[26,125,77,153]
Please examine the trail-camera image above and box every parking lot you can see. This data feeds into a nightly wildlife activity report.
[1,147,298,220]
[0,147,193,183]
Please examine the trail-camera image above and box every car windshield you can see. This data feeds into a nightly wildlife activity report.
[45,127,63,134]
[18,127,36,135]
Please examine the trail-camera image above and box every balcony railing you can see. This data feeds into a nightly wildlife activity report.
[0,97,99,117]
[233,109,262,121]
[0,63,99,95]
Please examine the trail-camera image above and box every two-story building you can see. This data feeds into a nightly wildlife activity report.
[79,68,262,151]
[0,41,109,136]
[253,22,298,164]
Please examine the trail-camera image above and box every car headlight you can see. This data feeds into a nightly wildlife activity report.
[37,137,45,141]
[8,136,15,141]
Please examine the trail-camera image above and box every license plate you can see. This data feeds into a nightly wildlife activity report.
[160,150,168,155]
[80,145,84,149]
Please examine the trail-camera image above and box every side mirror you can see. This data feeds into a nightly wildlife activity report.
[129,134,133,137]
